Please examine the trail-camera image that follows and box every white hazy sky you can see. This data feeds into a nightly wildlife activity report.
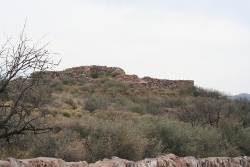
[0,0,249,95]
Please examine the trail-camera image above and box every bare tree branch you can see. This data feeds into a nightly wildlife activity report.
[0,24,59,142]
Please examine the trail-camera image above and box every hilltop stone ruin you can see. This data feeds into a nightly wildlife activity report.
[32,65,194,89]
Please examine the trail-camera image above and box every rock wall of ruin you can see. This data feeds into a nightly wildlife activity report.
[32,65,194,89]
[1,154,250,167]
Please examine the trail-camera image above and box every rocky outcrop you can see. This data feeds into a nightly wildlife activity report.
[31,65,194,89]
[2,154,250,167]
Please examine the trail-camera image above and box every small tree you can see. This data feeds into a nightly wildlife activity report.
[0,25,58,143]
[176,98,225,127]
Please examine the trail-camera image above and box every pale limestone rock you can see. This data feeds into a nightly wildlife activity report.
[146,160,157,167]
[0,160,10,167]
[65,161,88,167]
[3,153,250,167]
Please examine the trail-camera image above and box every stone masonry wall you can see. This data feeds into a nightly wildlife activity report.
[1,154,250,167]
[31,65,194,89]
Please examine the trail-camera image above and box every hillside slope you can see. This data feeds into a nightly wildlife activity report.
[1,65,250,162]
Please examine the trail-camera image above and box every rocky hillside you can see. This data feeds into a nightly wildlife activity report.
[1,65,250,164]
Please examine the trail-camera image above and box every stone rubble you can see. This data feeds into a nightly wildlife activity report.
[2,154,250,167]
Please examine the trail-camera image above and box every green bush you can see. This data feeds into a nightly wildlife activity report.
[62,77,76,85]
[64,98,77,110]
[142,96,165,115]
[164,97,184,108]
[0,137,32,159]
[29,115,249,162]
[62,112,70,117]
[49,78,63,91]
[179,85,198,96]
[90,72,99,79]
[84,94,110,112]
[126,101,145,114]
[179,86,225,99]
[32,130,86,162]
[175,97,227,127]
[83,119,148,162]
[113,96,130,108]
[139,117,239,158]
[219,120,250,156]
[53,116,149,162]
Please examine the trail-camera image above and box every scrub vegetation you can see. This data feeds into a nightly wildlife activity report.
[1,76,250,162]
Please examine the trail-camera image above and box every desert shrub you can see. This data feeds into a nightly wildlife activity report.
[179,85,199,96]
[164,97,184,108]
[113,96,130,108]
[140,119,180,154]
[83,120,148,162]
[31,115,246,161]
[62,77,76,85]
[90,71,112,79]
[174,125,238,157]
[103,80,128,89]
[144,137,163,158]
[48,78,63,91]
[62,116,149,162]
[32,130,86,162]
[139,117,239,158]
[175,97,227,127]
[77,78,86,84]
[64,98,77,110]
[134,118,164,158]
[141,96,165,115]
[90,72,99,79]
[101,80,130,96]
[62,112,70,117]
[126,101,146,114]
[93,110,141,120]
[219,120,250,156]
[111,71,120,77]
[179,86,225,99]
[0,138,32,159]
[80,85,91,92]
[118,95,166,115]
[195,87,225,99]
[84,93,110,112]
[215,98,250,127]
[234,98,250,127]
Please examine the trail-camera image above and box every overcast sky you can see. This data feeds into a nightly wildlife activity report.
[1,0,249,95]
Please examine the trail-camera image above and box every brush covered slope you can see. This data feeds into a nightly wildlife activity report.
[1,66,250,163]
